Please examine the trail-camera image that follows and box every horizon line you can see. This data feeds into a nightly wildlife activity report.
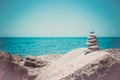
[0,36,120,38]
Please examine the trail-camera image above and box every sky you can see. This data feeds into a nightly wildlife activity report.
[0,0,120,37]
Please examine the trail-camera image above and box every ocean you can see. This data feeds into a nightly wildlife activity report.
[0,37,120,57]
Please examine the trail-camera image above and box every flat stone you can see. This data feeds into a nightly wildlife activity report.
[87,39,97,43]
[88,36,96,39]
[88,34,96,37]
[25,56,36,61]
[88,45,99,49]
[86,42,98,46]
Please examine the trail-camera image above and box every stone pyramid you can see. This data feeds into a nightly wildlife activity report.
[86,32,99,52]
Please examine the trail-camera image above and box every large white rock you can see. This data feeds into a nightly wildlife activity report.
[35,48,117,80]
[88,45,99,49]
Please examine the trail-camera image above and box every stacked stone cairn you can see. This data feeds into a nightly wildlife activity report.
[86,32,99,52]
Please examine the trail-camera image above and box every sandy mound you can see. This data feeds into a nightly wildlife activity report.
[35,48,120,80]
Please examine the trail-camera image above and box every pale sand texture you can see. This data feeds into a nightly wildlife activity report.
[35,48,109,80]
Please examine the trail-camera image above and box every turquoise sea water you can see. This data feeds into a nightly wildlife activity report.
[0,37,120,57]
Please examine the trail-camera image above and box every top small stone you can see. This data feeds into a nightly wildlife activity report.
[90,31,94,34]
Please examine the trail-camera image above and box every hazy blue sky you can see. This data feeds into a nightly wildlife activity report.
[0,0,120,37]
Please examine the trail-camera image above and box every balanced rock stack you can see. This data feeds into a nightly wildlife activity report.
[86,32,99,52]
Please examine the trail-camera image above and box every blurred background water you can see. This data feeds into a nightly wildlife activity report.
[0,37,120,57]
